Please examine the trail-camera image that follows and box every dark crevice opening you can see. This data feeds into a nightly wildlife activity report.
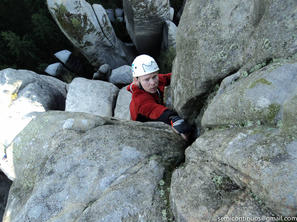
[0,171,12,220]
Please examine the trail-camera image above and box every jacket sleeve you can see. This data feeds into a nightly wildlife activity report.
[156,109,177,125]
[137,94,168,120]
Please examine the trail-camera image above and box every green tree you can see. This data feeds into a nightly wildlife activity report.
[0,0,72,73]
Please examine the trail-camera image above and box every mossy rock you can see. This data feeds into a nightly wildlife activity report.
[202,62,297,129]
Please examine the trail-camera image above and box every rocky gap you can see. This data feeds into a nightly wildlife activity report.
[161,152,186,222]
[91,6,114,47]
[265,57,273,66]
[212,161,277,216]
[248,190,276,217]
[246,57,273,76]
[228,67,240,76]
[0,171,12,220]
[80,198,97,217]
[193,76,227,132]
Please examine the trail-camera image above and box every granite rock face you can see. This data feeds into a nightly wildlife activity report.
[171,0,297,119]
[114,87,132,120]
[2,111,186,222]
[171,126,297,219]
[0,68,67,148]
[202,62,297,128]
[1,1,297,221]
[65,77,119,117]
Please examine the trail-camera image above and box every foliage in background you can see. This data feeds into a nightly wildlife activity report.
[0,0,72,73]
[0,0,184,73]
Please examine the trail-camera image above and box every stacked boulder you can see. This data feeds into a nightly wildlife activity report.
[47,0,134,69]
[65,77,120,118]
[169,0,297,220]
[66,65,133,120]
[93,64,133,86]
[0,68,67,150]
[171,60,297,221]
[2,111,186,222]
[0,65,175,222]
[171,0,297,120]
[47,0,177,74]
[45,0,177,122]
[3,0,297,221]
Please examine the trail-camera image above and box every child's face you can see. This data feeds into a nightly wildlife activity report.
[137,72,159,93]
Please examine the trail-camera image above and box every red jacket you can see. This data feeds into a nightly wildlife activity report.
[127,73,171,121]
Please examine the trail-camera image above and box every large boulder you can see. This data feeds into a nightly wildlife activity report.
[2,111,186,222]
[169,58,297,220]
[47,0,134,69]
[94,65,133,86]
[171,0,297,119]
[202,62,297,128]
[171,158,272,221]
[109,65,133,86]
[65,77,119,117]
[171,126,297,219]
[0,68,67,148]
[123,0,170,54]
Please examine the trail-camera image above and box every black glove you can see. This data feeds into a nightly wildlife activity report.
[169,115,192,135]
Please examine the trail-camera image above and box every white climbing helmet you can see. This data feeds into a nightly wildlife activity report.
[131,54,159,78]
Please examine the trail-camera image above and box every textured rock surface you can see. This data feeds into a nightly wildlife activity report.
[171,163,271,221]
[0,68,67,147]
[108,65,133,85]
[47,0,134,68]
[171,126,297,220]
[282,88,297,135]
[2,111,186,222]
[202,62,297,128]
[114,87,132,120]
[2,1,297,220]
[171,59,297,221]
[123,0,170,54]
[65,77,119,117]
[171,0,297,119]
